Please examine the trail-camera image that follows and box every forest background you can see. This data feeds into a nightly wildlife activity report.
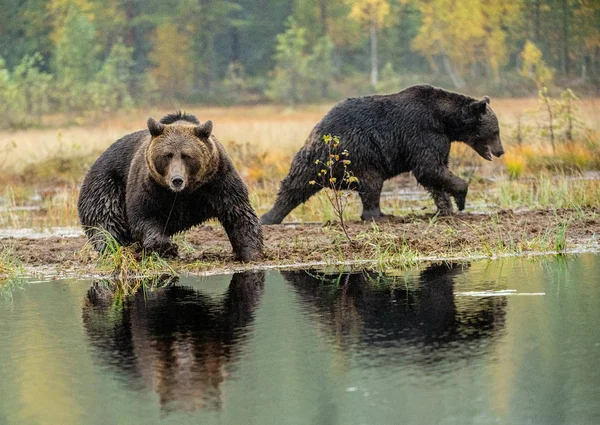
[1,0,600,129]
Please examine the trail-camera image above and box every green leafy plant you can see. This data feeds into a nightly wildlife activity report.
[309,134,359,242]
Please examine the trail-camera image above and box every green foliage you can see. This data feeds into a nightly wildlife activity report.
[1,0,600,120]
[89,38,135,112]
[54,5,99,116]
[267,18,334,105]
[0,53,52,128]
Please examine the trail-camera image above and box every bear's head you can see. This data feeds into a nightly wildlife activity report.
[462,96,505,161]
[145,118,219,192]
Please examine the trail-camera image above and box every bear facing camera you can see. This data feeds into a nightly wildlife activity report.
[78,112,263,262]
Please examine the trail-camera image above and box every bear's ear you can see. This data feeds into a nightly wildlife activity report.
[194,120,213,140]
[483,95,490,104]
[147,117,165,138]
[466,99,488,116]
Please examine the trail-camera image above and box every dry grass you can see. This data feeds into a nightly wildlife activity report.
[0,98,598,231]
[1,98,597,175]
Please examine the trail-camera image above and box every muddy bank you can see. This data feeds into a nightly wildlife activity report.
[2,208,599,277]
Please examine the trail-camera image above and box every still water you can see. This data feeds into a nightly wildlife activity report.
[1,255,600,425]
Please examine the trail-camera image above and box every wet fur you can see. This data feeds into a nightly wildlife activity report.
[78,113,263,261]
[261,84,504,224]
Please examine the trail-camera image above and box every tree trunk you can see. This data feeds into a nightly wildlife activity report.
[532,0,540,43]
[437,42,465,89]
[562,0,570,75]
[318,0,329,98]
[319,0,328,35]
[231,27,240,64]
[370,21,378,87]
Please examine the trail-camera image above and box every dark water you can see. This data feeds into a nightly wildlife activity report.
[1,255,600,425]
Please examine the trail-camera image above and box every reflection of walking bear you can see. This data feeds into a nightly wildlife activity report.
[262,85,505,224]
[282,263,506,349]
[78,112,263,261]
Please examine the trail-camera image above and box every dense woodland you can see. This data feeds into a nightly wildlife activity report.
[1,0,600,126]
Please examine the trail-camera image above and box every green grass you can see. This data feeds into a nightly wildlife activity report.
[495,174,600,210]
[83,228,178,291]
[0,245,23,279]
[0,245,25,300]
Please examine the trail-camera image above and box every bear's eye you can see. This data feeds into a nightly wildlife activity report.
[163,153,173,160]
[181,153,190,160]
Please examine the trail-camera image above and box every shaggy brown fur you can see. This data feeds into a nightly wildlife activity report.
[78,112,263,261]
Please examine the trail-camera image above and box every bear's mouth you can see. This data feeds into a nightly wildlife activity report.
[475,146,493,162]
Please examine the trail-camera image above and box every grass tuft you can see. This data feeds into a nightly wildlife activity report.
[82,228,178,287]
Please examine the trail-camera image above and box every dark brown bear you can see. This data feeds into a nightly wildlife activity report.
[261,85,505,224]
[78,112,263,261]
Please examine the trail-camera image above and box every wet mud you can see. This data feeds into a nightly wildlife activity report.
[2,208,599,276]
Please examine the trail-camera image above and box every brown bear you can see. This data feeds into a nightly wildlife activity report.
[261,84,505,224]
[77,112,263,262]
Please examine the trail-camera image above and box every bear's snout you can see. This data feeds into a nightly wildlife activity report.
[171,175,185,189]
[493,148,505,158]
[167,159,187,192]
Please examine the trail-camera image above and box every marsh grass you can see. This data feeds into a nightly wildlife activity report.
[496,174,600,209]
[0,245,25,300]
[83,229,178,286]
[0,101,598,273]
[554,218,569,254]
[0,245,23,279]
[355,223,420,271]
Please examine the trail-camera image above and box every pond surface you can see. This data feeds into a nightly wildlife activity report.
[1,255,600,425]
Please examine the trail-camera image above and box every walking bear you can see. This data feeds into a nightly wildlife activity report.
[261,84,505,224]
[78,112,263,262]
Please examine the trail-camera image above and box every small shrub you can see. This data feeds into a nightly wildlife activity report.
[309,134,359,241]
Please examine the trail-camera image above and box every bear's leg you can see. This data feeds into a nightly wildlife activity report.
[219,208,264,262]
[261,167,322,224]
[414,167,468,212]
[211,174,265,262]
[426,188,453,216]
[358,175,387,221]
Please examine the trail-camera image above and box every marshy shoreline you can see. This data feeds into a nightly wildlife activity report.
[2,207,598,279]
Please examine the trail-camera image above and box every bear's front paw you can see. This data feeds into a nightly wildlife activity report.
[236,248,264,263]
[143,237,179,258]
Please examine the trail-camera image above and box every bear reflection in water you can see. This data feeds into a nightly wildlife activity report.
[282,263,507,360]
[82,271,264,412]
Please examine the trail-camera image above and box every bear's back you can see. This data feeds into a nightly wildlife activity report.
[313,84,471,142]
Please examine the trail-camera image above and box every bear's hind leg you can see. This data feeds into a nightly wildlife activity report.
[358,175,387,221]
[261,166,322,225]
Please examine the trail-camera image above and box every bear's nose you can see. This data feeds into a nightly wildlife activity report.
[171,176,184,187]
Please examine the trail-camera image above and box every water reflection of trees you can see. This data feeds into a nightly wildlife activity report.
[82,270,264,412]
[282,263,507,363]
